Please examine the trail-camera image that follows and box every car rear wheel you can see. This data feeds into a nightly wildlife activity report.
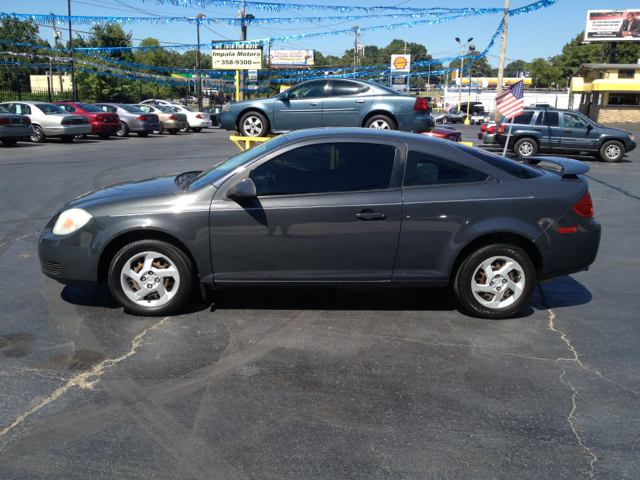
[598,140,624,163]
[191,127,202,133]
[31,125,46,143]
[75,134,88,139]
[441,116,449,124]
[364,115,397,130]
[1,139,18,146]
[180,123,190,133]
[117,122,129,137]
[153,124,164,135]
[108,240,193,316]
[239,112,269,137]
[454,244,535,319]
[513,137,538,157]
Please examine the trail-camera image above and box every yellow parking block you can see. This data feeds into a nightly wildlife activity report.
[230,135,277,151]
[460,141,473,147]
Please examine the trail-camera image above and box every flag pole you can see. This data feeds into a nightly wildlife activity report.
[502,117,514,157]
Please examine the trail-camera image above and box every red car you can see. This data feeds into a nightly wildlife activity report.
[421,126,461,142]
[54,102,119,139]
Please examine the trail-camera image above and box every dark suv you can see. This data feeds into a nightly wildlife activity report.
[495,108,636,162]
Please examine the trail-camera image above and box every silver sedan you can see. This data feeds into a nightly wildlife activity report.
[0,105,33,146]
[0,101,91,143]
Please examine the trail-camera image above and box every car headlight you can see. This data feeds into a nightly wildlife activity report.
[52,208,93,235]
[223,104,231,112]
[630,134,635,141]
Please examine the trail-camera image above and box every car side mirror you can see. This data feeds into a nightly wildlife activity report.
[281,91,289,101]
[586,124,593,130]
[226,178,257,199]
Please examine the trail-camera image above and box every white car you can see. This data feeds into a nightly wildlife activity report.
[167,105,212,132]
[140,99,183,107]
[0,101,91,143]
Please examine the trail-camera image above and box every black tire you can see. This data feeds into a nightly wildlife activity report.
[513,137,538,158]
[364,114,397,130]
[137,132,150,137]
[598,140,625,163]
[168,129,179,135]
[108,240,193,316]
[191,127,202,133]
[116,122,129,137]
[1,139,18,146]
[239,111,269,137]
[31,125,46,143]
[442,116,449,124]
[180,123,190,133]
[60,135,75,143]
[98,133,111,139]
[75,134,88,139]
[454,243,536,319]
[153,124,164,135]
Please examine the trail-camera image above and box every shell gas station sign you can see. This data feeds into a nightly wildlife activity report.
[391,54,411,73]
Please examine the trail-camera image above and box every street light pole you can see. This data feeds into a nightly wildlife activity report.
[495,0,510,123]
[195,13,206,111]
[455,37,472,111]
[464,44,475,125]
[67,0,77,101]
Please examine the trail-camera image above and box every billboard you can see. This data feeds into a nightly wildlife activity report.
[585,10,640,42]
[269,50,315,66]
[516,71,531,78]
[391,54,411,72]
[211,43,263,70]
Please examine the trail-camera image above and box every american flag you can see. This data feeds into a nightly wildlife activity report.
[496,80,524,119]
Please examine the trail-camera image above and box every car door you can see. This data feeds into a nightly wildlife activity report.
[322,80,373,127]
[272,80,328,131]
[208,139,404,282]
[532,110,562,149]
[560,112,599,150]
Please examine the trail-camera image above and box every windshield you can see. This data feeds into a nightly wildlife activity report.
[36,103,67,115]
[189,136,289,190]
[119,105,144,113]
[78,103,105,113]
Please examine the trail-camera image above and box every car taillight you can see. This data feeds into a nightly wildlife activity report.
[573,192,593,217]
[136,115,149,121]
[0,118,9,125]
[487,125,496,134]
[497,125,506,134]
[169,114,177,120]
[195,114,203,119]
[481,123,487,132]
[413,97,428,111]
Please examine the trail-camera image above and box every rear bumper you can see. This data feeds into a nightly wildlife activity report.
[128,121,160,133]
[90,122,119,133]
[162,119,187,129]
[43,125,92,137]
[398,112,434,133]
[189,119,213,128]
[0,126,34,138]
[483,133,496,144]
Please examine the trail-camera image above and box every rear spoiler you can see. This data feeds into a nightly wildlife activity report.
[521,157,590,177]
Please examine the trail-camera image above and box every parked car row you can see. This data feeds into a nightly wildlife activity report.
[0,99,215,146]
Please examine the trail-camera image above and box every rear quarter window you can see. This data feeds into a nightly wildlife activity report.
[450,144,543,179]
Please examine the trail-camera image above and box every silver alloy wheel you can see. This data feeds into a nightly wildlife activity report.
[605,143,621,160]
[368,119,391,129]
[31,126,42,142]
[117,122,126,136]
[518,141,534,156]
[120,251,181,308]
[471,255,525,310]
[242,115,263,136]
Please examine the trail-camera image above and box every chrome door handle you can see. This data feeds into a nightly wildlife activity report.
[355,100,365,104]
[533,127,542,131]
[355,212,387,221]
[309,102,319,106]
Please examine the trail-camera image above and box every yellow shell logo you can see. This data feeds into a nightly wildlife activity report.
[393,57,408,70]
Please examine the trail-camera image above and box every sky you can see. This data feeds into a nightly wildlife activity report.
[8,0,638,68]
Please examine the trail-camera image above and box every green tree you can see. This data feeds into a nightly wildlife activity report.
[0,16,46,91]
[527,57,563,88]
[504,59,528,77]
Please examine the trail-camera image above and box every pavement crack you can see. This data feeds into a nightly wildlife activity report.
[0,317,170,439]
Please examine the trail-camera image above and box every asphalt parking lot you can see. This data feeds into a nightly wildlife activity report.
[1,125,639,479]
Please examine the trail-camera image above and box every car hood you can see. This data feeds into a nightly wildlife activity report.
[597,125,633,137]
[63,174,185,211]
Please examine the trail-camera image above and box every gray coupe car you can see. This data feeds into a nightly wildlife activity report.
[38,129,600,319]
[94,103,160,137]
[219,78,434,136]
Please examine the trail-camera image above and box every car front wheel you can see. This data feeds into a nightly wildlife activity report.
[108,240,193,316]
[239,112,269,137]
[364,115,397,130]
[454,244,535,319]
[598,140,624,163]
[442,116,449,124]
[513,137,538,157]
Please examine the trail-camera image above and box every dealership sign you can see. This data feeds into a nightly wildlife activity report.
[585,10,640,42]
[269,50,315,66]
[391,54,411,72]
[211,43,263,70]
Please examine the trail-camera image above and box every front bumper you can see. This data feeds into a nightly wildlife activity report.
[44,125,92,137]
[38,216,111,286]
[626,140,637,152]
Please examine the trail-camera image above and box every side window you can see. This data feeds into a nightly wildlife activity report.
[288,81,327,99]
[171,107,181,112]
[563,113,590,129]
[329,80,361,97]
[404,151,489,187]
[63,105,76,112]
[358,85,370,94]
[511,111,534,125]
[13,104,31,115]
[249,143,396,196]
[140,106,151,112]
[534,111,559,127]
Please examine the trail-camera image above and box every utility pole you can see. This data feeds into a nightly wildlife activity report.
[238,0,247,101]
[455,37,473,110]
[495,0,510,123]
[67,0,77,102]
[350,26,359,73]
[51,14,64,95]
[195,13,206,110]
